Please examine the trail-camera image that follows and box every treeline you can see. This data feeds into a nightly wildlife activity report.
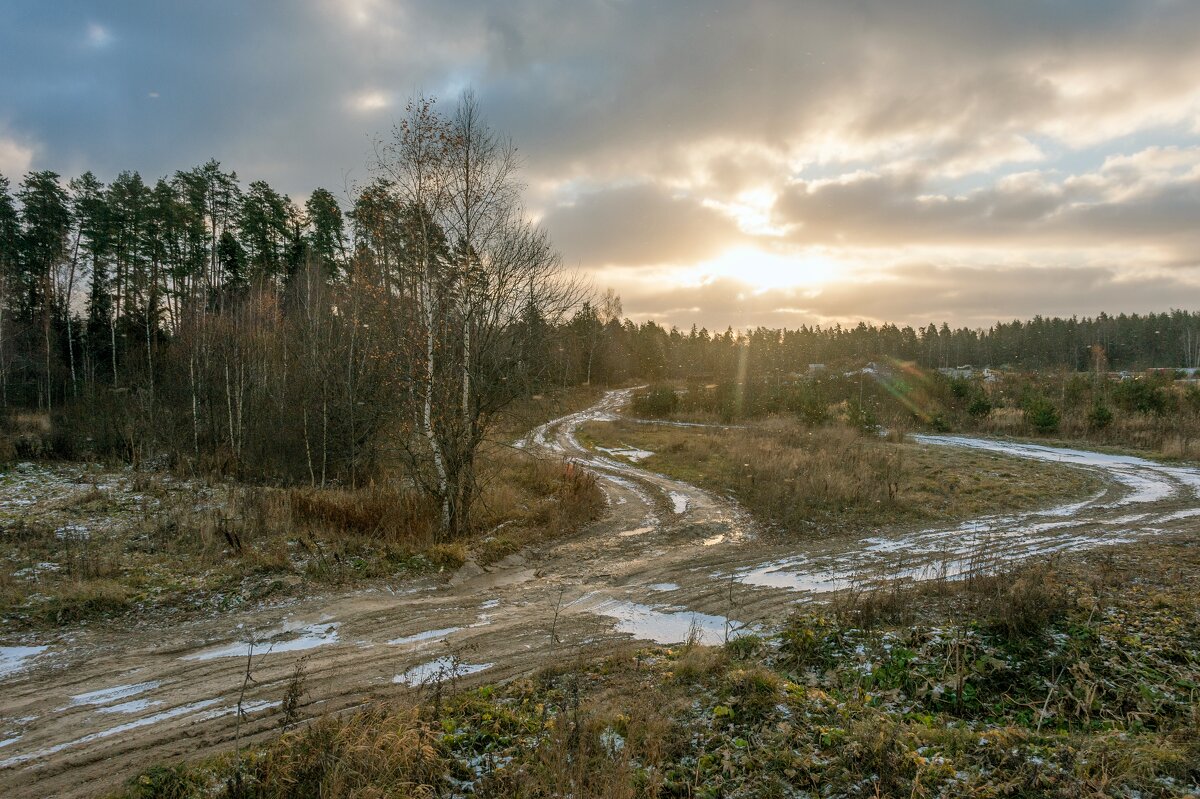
[2,90,1198,507]
[0,94,580,539]
[565,311,1200,387]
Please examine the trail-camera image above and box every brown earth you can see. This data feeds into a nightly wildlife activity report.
[2,387,1198,798]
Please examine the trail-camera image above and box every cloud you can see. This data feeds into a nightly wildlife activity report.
[542,184,744,267]
[0,132,35,177]
[772,146,1200,264]
[3,1,1200,327]
[616,261,1200,332]
[86,22,112,49]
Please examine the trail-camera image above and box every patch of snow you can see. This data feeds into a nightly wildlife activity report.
[596,445,655,463]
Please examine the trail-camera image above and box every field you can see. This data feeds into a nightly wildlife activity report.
[577,417,1102,535]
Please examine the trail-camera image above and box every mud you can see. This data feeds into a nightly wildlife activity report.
[2,387,1198,797]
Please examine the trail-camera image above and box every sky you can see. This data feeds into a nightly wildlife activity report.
[2,0,1199,331]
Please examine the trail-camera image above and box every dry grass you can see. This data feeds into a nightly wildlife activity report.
[580,416,1100,535]
[0,447,603,630]
[471,447,604,564]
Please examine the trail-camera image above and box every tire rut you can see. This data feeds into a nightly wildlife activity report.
[3,389,1199,797]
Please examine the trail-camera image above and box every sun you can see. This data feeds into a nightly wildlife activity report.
[689,246,840,292]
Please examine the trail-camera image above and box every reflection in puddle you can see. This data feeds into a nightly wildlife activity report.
[393,658,493,685]
[591,599,748,646]
[387,627,460,647]
[0,646,48,680]
[183,621,340,661]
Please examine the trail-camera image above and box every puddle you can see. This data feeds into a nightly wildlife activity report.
[0,646,48,680]
[0,736,20,750]
[668,492,690,514]
[0,699,222,769]
[591,600,747,646]
[393,658,493,686]
[387,627,461,647]
[69,681,160,708]
[98,699,162,715]
[647,583,679,592]
[183,622,340,661]
[480,599,500,610]
[197,699,276,721]
[618,526,655,537]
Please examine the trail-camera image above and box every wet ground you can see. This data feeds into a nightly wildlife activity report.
[2,388,1199,797]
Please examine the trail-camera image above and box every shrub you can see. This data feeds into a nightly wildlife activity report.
[1113,379,1168,415]
[630,384,679,418]
[1088,399,1114,430]
[966,392,992,418]
[1024,396,1059,434]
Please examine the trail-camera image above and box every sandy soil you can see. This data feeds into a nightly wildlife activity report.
[2,387,1198,798]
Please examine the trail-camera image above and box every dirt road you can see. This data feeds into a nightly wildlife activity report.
[2,388,1198,797]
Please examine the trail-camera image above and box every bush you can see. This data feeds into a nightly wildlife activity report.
[1024,396,1059,434]
[1088,399,1114,430]
[630,384,679,417]
[1113,379,1169,415]
[966,392,992,418]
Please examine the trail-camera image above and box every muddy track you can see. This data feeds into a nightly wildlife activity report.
[2,388,1199,797]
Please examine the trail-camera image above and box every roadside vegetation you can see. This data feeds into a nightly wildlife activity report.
[116,532,1200,798]
[0,386,605,632]
[578,416,1100,535]
[622,367,1200,462]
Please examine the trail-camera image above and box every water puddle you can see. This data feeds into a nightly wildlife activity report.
[0,646,48,680]
[0,699,222,769]
[647,583,679,592]
[183,621,340,661]
[387,627,461,647]
[669,492,690,514]
[68,681,160,708]
[591,599,747,646]
[98,699,162,715]
[393,658,493,686]
[618,526,654,537]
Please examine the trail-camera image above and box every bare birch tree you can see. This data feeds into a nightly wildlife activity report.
[374,92,580,540]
